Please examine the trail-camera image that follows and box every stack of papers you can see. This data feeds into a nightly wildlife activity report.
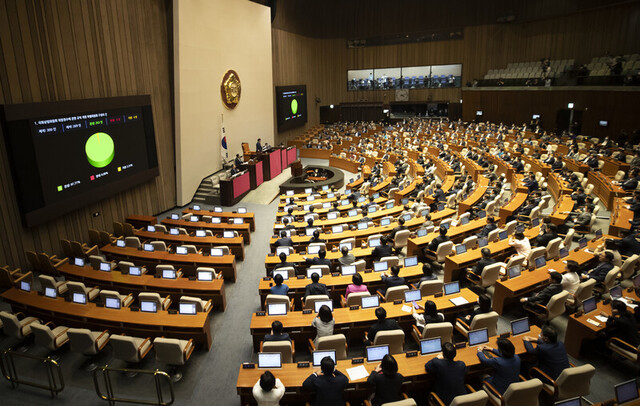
[401,305,413,313]
[346,365,369,381]
[595,315,609,323]
[449,297,469,306]
[619,297,638,309]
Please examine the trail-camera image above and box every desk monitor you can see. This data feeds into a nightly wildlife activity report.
[361,295,380,309]
[116,239,126,247]
[437,204,445,212]
[212,217,222,224]
[286,190,294,196]
[444,281,460,295]
[321,185,329,191]
[369,238,381,248]
[554,398,581,406]
[327,212,339,220]
[532,218,540,227]
[582,296,596,314]
[499,230,508,241]
[312,350,336,367]
[341,265,356,275]
[140,300,157,313]
[74,257,85,266]
[578,238,587,249]
[307,268,322,279]
[143,244,154,252]
[421,208,430,217]
[197,270,213,281]
[195,230,206,237]
[634,274,640,288]
[340,242,353,251]
[314,300,333,313]
[306,196,315,202]
[401,198,409,205]
[610,285,622,299]
[373,261,388,272]
[615,379,639,405]
[327,193,335,199]
[72,292,87,304]
[162,269,177,279]
[214,207,223,213]
[171,213,179,220]
[404,289,421,303]
[223,231,235,238]
[366,345,390,362]
[510,317,530,336]
[358,196,366,203]
[403,213,412,222]
[237,207,247,214]
[508,265,522,279]
[267,303,288,316]
[420,338,442,355]
[304,188,312,194]
[477,210,486,219]
[272,269,289,280]
[455,244,467,255]
[404,256,418,268]
[417,228,428,237]
[307,245,321,255]
[468,328,489,347]
[559,248,569,259]
[276,246,291,256]
[534,256,546,269]
[175,246,188,255]
[516,224,525,234]
[179,302,197,315]
[44,287,57,298]
[478,237,489,248]
[332,225,343,234]
[233,218,244,224]
[532,114,541,120]
[441,222,450,230]
[358,222,369,230]
[189,216,199,222]
[99,262,112,272]
[169,228,179,235]
[380,218,391,226]
[460,216,470,225]
[348,209,358,217]
[599,120,609,128]
[304,214,315,222]
[258,352,282,369]
[129,266,142,276]
[20,281,31,292]
[595,229,602,239]
[386,201,395,209]
[147,225,156,232]
[193,204,201,211]
[341,199,350,206]
[105,297,121,309]
[368,206,377,213]
[372,192,380,199]
[208,247,223,258]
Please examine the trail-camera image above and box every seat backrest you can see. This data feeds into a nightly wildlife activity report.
[555,364,596,399]
[573,279,597,305]
[153,337,186,365]
[317,334,347,359]
[545,238,562,260]
[89,255,106,269]
[450,390,489,406]
[139,292,162,306]
[124,236,141,248]
[469,311,499,336]
[502,378,542,406]
[385,285,410,302]
[38,274,58,290]
[603,266,621,291]
[436,241,454,262]
[381,256,400,267]
[118,261,136,274]
[527,247,546,264]
[505,255,525,269]
[265,294,290,307]
[110,335,142,363]
[308,242,326,252]
[480,263,503,288]
[373,329,405,354]
[381,398,418,406]
[31,322,57,350]
[419,280,443,297]
[100,290,122,304]
[463,236,478,250]
[394,230,411,247]
[546,291,570,320]
[308,265,330,275]
[487,229,500,243]
[0,311,22,337]
[151,241,167,252]
[67,328,98,355]
[304,294,331,309]
[346,292,371,307]
[262,340,294,363]
[422,322,453,344]
[67,281,88,295]
[504,221,517,236]
[563,229,575,248]
[353,260,366,272]
[620,254,640,279]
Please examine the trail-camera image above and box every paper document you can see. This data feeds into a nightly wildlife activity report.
[595,315,608,323]
[346,365,369,381]
[619,297,638,309]
[449,297,469,306]
[586,318,601,327]
[401,305,413,313]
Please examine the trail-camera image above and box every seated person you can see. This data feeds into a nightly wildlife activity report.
[422,213,434,228]
[615,230,640,257]
[426,226,449,255]
[477,216,498,238]
[620,169,640,191]
[561,260,582,295]
[304,248,332,267]
[274,230,293,247]
[304,272,329,298]
[418,263,437,283]
[519,272,563,307]
[570,187,587,210]
[477,338,521,395]
[253,371,285,406]
[516,199,537,220]
[367,307,401,344]
[471,248,497,276]
[264,320,291,342]
[270,273,289,295]
[535,223,559,248]
[606,299,640,347]
[390,217,407,239]
[424,342,467,405]
[309,229,326,244]
[584,251,614,282]
[337,246,355,266]
[367,354,404,406]
[282,217,296,230]
[302,356,349,406]
[345,273,369,299]
[379,265,406,296]
[523,325,569,383]
[461,293,492,324]
[312,305,335,346]
[412,300,444,330]
[272,252,294,274]
[565,205,593,229]
[372,236,394,262]
[509,232,531,262]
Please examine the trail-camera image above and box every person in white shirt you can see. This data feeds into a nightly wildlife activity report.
[509,232,531,265]
[560,260,581,295]
[252,371,285,406]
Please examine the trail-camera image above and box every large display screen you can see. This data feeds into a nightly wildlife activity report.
[276,85,307,132]
[1,95,159,227]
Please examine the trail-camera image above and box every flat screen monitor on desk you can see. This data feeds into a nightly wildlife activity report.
[258,352,282,369]
[211,248,224,256]
[314,300,333,313]
[341,265,356,275]
[444,281,460,295]
[582,296,596,314]
[420,338,442,355]
[162,269,176,279]
[508,265,521,279]
[140,301,157,313]
[510,318,530,336]
[272,269,289,280]
[275,247,290,256]
[468,328,489,347]
[554,398,580,406]
[129,266,142,276]
[535,256,546,269]
[373,261,388,272]
[72,292,87,304]
[197,271,214,281]
[179,303,197,315]
[369,238,381,248]
[267,303,288,316]
[312,350,336,367]
[105,297,121,309]
[327,212,338,220]
[404,290,421,303]
[366,345,390,362]
[404,256,418,267]
[615,379,639,405]
[361,296,380,309]
[45,287,57,298]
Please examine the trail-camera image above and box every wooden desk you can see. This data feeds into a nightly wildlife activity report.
[100,245,238,282]
[458,177,489,215]
[182,208,256,231]
[547,173,572,202]
[134,230,245,260]
[125,215,157,228]
[601,156,630,178]
[1,288,213,349]
[249,289,478,351]
[499,192,527,225]
[588,171,628,210]
[237,326,540,405]
[58,263,226,310]
[548,195,574,226]
[275,205,404,233]
[161,218,251,244]
[300,148,332,160]
[609,198,634,237]
[329,156,360,174]
[406,218,489,258]
[562,158,589,175]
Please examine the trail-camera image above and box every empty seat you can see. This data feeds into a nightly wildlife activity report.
[67,328,110,371]
[0,266,33,289]
[138,292,172,310]
[483,379,543,406]
[67,281,100,301]
[31,322,70,354]
[412,321,453,345]
[455,312,499,339]
[303,294,331,310]
[309,333,348,360]
[179,296,212,312]
[0,311,39,339]
[153,337,195,382]
[373,329,405,354]
[99,290,134,308]
[110,335,153,370]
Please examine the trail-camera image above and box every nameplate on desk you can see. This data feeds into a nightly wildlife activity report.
[349,305,360,310]
[405,351,418,358]
[130,306,139,312]
[64,296,72,302]
[302,309,312,314]
[351,357,364,364]
[500,332,510,338]
[154,274,161,278]
[297,275,306,279]
[242,363,256,369]
[188,276,196,281]
[364,270,372,273]
[297,362,310,368]
[393,299,403,305]
[168,309,178,315]
[256,311,266,316]
[455,342,466,349]
[434,292,443,298]
[96,303,104,308]
[263,277,271,281]
[332,272,340,277]
[268,253,275,256]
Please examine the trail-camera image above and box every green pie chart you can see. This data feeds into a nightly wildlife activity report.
[85,132,115,168]
[291,99,298,115]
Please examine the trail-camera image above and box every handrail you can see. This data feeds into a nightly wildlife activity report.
[0,349,64,398]
[93,365,175,406]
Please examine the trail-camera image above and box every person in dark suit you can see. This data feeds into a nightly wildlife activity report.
[272,252,294,274]
[234,154,243,168]
[367,354,404,406]
[425,342,468,405]
[477,217,498,238]
[535,224,559,248]
[471,248,496,275]
[269,274,289,295]
[418,263,437,284]
[282,217,296,230]
[367,307,401,344]
[523,172,539,194]
[309,229,326,244]
[570,187,587,210]
[477,338,521,395]
[304,249,332,267]
[462,294,493,324]
[512,159,524,174]
[372,236,394,262]
[302,356,349,406]
[520,271,563,307]
[606,300,640,347]
[274,230,293,247]
[585,154,599,170]
[432,184,446,203]
[256,138,263,152]
[615,230,640,257]
[379,265,406,296]
[585,251,615,282]
[523,326,569,383]
[621,171,640,191]
[426,226,449,253]
[264,320,291,342]
[304,272,328,298]
[390,217,407,240]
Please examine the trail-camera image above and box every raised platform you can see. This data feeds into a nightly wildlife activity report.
[279,165,344,194]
